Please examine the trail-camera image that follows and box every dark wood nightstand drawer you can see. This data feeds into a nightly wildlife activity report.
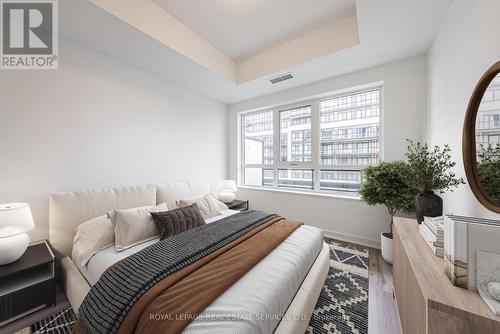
[0,279,55,322]
[226,200,249,212]
[0,241,55,326]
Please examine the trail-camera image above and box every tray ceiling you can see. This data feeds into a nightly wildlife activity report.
[152,0,356,61]
[60,0,453,104]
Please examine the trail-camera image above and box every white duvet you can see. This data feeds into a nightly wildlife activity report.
[78,210,323,334]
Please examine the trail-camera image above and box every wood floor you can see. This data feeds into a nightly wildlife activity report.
[1,247,401,334]
[368,248,401,334]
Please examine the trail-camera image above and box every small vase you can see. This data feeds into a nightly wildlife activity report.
[415,191,443,224]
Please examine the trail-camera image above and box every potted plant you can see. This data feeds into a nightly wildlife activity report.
[477,144,500,203]
[359,161,415,264]
[405,140,464,223]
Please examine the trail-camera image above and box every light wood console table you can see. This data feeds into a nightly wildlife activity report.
[393,217,500,333]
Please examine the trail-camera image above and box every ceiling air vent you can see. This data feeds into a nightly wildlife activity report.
[269,73,294,84]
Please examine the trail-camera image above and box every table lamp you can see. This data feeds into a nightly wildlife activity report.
[216,180,237,203]
[0,203,35,265]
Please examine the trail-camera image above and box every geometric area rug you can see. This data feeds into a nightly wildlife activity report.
[306,237,369,334]
[15,308,75,334]
[16,237,369,334]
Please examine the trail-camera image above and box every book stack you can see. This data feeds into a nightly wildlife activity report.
[419,216,444,257]
[444,215,500,290]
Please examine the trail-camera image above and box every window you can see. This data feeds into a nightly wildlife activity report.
[239,84,382,196]
[278,169,313,189]
[280,106,312,162]
[241,110,273,186]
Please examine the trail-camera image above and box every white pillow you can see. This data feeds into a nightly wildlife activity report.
[171,194,227,212]
[214,197,229,211]
[165,200,180,210]
[179,194,223,219]
[108,203,167,251]
[72,215,114,268]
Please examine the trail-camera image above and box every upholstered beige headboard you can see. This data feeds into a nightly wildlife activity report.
[49,185,156,257]
[49,181,210,258]
[156,180,210,203]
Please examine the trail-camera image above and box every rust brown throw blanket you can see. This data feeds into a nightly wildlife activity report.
[74,211,302,334]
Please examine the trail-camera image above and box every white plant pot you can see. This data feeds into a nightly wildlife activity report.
[380,232,393,264]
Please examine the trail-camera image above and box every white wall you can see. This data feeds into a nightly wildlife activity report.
[0,40,227,242]
[228,56,427,247]
[426,0,500,219]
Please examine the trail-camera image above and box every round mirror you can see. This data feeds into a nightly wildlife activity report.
[463,61,500,213]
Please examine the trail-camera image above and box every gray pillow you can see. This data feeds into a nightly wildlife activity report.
[150,203,205,240]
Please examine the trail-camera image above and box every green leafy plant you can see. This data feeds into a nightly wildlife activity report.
[405,139,465,193]
[477,144,500,203]
[359,161,416,235]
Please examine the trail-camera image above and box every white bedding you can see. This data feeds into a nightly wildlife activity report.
[77,210,323,334]
[80,209,239,285]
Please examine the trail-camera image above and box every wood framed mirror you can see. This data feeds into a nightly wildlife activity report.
[463,61,500,213]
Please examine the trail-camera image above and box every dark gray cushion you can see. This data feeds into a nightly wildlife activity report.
[150,203,205,240]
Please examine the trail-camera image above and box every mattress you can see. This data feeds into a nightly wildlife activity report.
[78,210,323,334]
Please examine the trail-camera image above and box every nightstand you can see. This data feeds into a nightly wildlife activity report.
[0,240,56,326]
[226,199,249,212]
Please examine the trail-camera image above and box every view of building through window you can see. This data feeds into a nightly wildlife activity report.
[241,111,273,186]
[319,89,380,191]
[476,75,500,152]
[280,106,312,162]
[240,85,382,194]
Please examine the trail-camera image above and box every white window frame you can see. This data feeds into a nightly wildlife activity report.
[238,82,384,197]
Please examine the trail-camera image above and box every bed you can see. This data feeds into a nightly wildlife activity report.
[49,181,329,334]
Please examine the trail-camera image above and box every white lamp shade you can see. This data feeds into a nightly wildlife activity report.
[0,203,35,238]
[217,180,237,193]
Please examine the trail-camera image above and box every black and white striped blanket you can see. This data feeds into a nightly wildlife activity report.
[77,210,276,334]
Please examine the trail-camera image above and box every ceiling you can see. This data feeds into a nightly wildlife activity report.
[152,0,356,61]
[59,0,453,105]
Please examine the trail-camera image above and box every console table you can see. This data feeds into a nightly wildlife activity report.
[393,217,500,333]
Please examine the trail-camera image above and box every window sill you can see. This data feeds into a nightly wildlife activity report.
[238,185,362,201]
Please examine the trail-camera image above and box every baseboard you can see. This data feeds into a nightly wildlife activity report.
[321,228,381,249]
